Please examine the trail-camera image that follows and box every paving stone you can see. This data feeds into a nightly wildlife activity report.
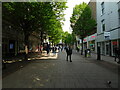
[2,50,118,88]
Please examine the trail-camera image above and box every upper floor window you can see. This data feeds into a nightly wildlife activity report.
[101,19,105,32]
[101,2,105,15]
[118,1,120,25]
[118,10,120,25]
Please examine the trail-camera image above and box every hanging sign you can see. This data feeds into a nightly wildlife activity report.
[104,32,110,40]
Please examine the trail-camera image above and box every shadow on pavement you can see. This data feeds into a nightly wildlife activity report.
[2,51,58,78]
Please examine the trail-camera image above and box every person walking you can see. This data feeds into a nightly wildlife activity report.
[114,46,118,61]
[117,47,120,64]
[66,45,72,62]
[76,46,79,52]
[46,44,50,55]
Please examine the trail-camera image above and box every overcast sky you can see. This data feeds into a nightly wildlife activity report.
[62,0,90,33]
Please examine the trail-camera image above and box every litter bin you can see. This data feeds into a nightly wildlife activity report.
[87,49,91,57]
[85,49,87,57]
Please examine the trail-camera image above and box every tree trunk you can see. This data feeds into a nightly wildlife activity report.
[81,38,84,55]
[40,31,43,45]
[24,32,29,61]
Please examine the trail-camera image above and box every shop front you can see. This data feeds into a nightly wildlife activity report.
[88,33,97,52]
[111,40,119,56]
[88,40,95,51]
[105,41,110,56]
[101,42,105,55]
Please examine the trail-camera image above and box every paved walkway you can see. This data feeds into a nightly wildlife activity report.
[77,50,119,65]
[90,52,119,65]
[2,50,118,88]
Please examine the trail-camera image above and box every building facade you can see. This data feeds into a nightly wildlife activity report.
[96,1,120,56]
[2,20,41,57]
[2,20,25,57]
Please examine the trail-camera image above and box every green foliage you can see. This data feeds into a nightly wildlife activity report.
[70,2,96,55]
[2,2,67,44]
[70,2,96,38]
[62,31,76,45]
[2,2,67,59]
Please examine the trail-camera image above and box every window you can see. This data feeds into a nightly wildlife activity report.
[101,19,105,32]
[118,10,120,25]
[101,2,105,15]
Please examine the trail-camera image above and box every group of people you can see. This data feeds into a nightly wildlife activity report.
[64,45,120,63]
[43,44,120,64]
[44,44,60,55]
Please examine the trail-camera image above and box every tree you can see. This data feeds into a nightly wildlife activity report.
[2,2,67,60]
[62,31,76,46]
[70,2,96,55]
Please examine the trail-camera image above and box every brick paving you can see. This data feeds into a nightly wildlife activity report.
[2,50,119,88]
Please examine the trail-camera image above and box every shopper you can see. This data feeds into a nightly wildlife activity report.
[117,47,120,64]
[114,46,118,61]
[66,45,72,62]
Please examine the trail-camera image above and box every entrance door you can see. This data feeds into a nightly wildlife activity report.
[9,40,15,56]
[102,42,105,55]
[106,42,109,55]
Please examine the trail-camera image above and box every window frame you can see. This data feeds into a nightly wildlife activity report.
[101,2,105,15]
[118,10,120,25]
[101,19,105,32]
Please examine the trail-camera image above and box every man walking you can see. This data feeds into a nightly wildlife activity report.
[66,45,72,62]
[117,47,120,64]
[114,46,118,61]
[46,44,50,55]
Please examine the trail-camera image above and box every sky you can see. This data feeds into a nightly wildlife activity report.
[62,0,90,33]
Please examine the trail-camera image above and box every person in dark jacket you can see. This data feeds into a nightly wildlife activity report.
[114,47,118,61]
[46,44,50,54]
[66,45,72,62]
[117,47,120,64]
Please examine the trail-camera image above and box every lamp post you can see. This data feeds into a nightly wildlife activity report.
[97,44,101,60]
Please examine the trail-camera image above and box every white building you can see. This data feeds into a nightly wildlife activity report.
[96,1,120,56]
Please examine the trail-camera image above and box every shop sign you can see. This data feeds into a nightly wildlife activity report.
[104,32,110,40]
[112,41,117,45]
[90,44,94,46]
[84,39,86,41]
[91,36,96,38]
[89,36,96,40]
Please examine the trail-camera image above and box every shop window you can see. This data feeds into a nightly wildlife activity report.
[10,43,14,49]
[106,44,109,55]
[112,41,118,56]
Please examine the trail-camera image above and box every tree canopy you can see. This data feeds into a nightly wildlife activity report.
[62,31,76,45]
[70,2,96,38]
[70,2,96,54]
[2,2,67,60]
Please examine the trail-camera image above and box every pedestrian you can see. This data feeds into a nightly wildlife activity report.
[114,46,118,61]
[40,45,43,54]
[46,44,50,54]
[117,47,120,64]
[76,46,79,52]
[61,46,63,52]
[55,46,57,52]
[66,45,72,62]
[52,46,56,54]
